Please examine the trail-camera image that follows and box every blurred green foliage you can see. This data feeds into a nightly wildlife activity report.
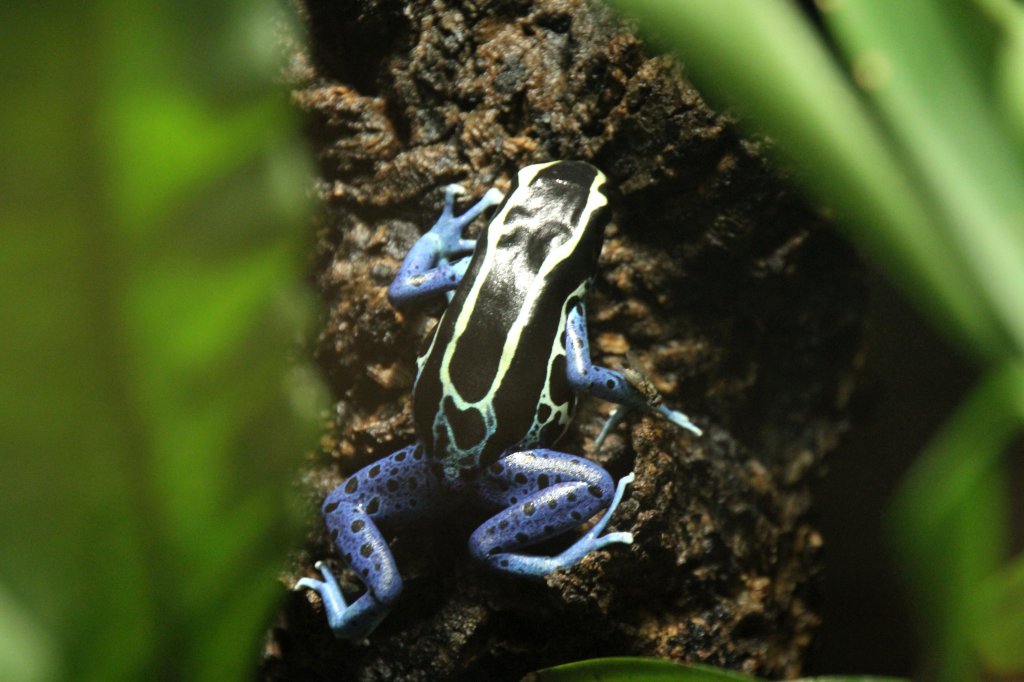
[607,0,1024,680]
[0,1,321,680]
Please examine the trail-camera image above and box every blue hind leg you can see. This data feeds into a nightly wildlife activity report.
[468,450,634,578]
[295,445,445,639]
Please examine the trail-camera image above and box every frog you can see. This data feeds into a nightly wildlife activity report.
[296,160,702,639]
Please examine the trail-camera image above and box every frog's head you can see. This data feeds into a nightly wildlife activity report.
[486,160,612,282]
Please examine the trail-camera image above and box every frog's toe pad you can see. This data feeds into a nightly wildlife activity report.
[659,405,703,437]
[295,564,356,633]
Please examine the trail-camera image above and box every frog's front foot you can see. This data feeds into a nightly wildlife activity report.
[656,404,702,437]
[594,404,702,452]
[594,406,630,452]
[294,561,391,640]
[429,184,504,258]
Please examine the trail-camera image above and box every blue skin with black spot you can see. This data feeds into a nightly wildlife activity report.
[297,161,701,639]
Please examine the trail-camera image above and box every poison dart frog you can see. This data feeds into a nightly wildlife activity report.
[296,161,701,639]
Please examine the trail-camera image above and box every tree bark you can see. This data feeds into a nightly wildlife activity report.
[264,1,864,679]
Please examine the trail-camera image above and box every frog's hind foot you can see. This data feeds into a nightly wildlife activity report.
[294,562,390,640]
[469,451,635,579]
[542,472,635,572]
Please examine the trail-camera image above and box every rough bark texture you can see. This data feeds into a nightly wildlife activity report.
[264,1,864,679]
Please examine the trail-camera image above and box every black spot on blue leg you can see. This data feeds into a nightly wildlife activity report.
[366,497,381,514]
[351,519,365,532]
[324,501,340,514]
[344,478,358,494]
[537,474,549,488]
[360,543,373,558]
[588,485,604,498]
[515,532,529,543]
[523,502,536,516]
[369,465,381,478]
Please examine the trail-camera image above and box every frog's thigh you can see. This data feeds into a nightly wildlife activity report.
[468,449,616,565]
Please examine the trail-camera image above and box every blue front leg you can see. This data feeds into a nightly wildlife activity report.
[565,302,702,447]
[468,450,634,578]
[295,445,447,639]
[387,184,503,309]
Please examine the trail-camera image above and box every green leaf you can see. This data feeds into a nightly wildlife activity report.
[606,0,1010,362]
[0,1,320,680]
[888,362,1024,681]
[796,678,908,682]
[821,0,1024,357]
[531,657,758,681]
[529,657,909,682]
[974,551,1024,672]
[0,583,58,682]
[973,0,1024,145]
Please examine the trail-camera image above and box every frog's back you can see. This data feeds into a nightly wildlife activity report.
[413,161,611,478]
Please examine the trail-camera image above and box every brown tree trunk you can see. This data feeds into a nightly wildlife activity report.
[265,1,864,679]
